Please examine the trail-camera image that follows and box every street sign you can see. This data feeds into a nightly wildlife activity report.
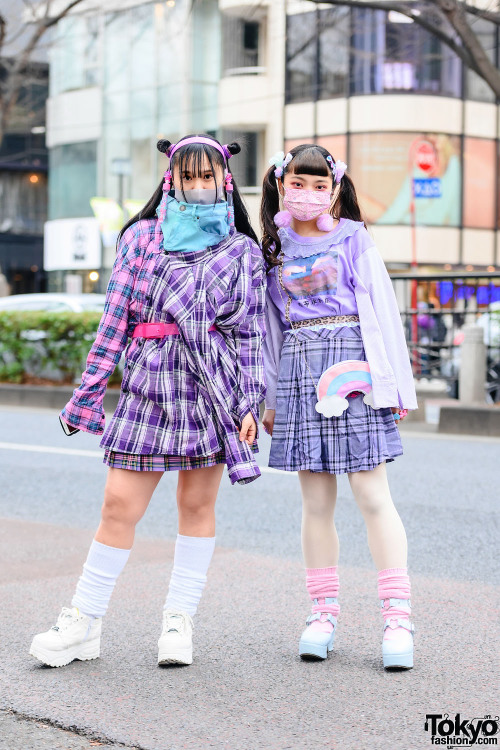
[44,218,101,271]
[413,178,442,199]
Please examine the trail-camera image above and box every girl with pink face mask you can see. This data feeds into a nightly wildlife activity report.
[260,144,418,671]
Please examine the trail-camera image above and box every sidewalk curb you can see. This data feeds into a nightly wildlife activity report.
[439,402,500,437]
[2,384,499,438]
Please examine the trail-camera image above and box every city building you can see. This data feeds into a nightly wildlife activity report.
[44,0,499,292]
[44,0,221,292]
[0,0,48,295]
[219,0,499,272]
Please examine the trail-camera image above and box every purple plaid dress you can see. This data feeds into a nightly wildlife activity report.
[61,219,266,485]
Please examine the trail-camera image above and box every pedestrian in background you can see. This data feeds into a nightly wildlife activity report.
[260,144,418,669]
[30,134,266,668]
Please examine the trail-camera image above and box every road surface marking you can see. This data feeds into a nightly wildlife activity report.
[0,442,295,475]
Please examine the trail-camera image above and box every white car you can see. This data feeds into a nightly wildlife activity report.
[0,293,106,313]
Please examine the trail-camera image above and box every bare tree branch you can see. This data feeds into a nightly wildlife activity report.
[0,14,6,58]
[306,0,500,96]
[0,0,85,143]
[436,0,500,94]
[459,3,500,25]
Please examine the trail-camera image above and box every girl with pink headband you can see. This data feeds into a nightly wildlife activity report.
[260,143,417,670]
[30,133,266,669]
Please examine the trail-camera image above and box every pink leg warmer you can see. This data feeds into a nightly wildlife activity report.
[306,567,340,634]
[378,567,412,641]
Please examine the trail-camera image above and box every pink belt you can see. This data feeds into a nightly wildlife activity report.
[132,322,217,339]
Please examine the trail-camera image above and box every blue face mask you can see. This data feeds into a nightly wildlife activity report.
[157,195,230,253]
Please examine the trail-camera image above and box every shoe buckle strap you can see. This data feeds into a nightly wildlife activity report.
[305,613,321,625]
[306,612,337,627]
[383,617,415,634]
[380,597,411,611]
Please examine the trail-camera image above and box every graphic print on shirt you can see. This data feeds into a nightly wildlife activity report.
[282,251,338,300]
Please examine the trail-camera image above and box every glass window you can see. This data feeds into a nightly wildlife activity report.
[349,132,461,227]
[104,12,130,93]
[466,17,497,102]
[318,9,349,99]
[130,5,155,90]
[50,16,99,96]
[351,9,385,95]
[0,172,47,234]
[49,142,97,220]
[350,9,462,97]
[463,138,496,229]
[221,129,260,187]
[286,12,317,104]
[222,16,260,73]
[191,0,220,133]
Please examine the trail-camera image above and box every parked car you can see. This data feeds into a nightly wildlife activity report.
[0,293,106,313]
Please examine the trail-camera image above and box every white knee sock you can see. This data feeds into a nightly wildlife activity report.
[72,540,131,618]
[164,534,216,616]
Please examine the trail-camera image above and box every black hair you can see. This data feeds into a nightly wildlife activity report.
[260,143,365,269]
[117,134,258,245]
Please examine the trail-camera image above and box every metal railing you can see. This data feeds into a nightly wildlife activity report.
[389,271,500,402]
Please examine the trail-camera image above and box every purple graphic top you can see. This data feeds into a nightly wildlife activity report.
[264,220,418,412]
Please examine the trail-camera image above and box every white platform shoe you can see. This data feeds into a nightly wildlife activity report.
[299,597,338,660]
[158,610,194,666]
[381,598,415,670]
[30,606,101,668]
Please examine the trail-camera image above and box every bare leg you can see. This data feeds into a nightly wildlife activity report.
[348,462,407,570]
[177,463,225,537]
[95,468,163,549]
[298,470,339,568]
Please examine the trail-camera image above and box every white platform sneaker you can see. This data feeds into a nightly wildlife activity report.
[381,598,415,670]
[30,607,101,668]
[158,610,194,666]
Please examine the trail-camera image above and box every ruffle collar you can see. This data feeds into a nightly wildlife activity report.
[278,219,364,259]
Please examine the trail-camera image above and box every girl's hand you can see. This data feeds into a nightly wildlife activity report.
[239,412,257,445]
[391,407,408,423]
[262,408,275,437]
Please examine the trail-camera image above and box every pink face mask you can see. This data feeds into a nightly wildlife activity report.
[283,188,332,222]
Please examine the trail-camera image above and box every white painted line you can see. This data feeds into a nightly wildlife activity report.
[0,442,102,458]
[0,442,295,474]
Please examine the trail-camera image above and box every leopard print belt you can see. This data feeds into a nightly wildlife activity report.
[290,315,360,330]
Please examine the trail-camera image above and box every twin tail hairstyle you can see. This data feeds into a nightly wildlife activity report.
[260,144,365,268]
[118,134,257,245]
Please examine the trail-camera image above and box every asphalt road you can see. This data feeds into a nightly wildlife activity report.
[0,405,498,750]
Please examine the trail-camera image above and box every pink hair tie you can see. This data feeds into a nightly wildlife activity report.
[327,156,347,184]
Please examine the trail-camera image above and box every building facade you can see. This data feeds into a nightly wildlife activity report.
[45,0,499,290]
[45,0,221,291]
[0,56,48,294]
[219,0,500,272]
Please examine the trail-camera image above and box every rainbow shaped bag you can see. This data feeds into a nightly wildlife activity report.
[315,360,375,418]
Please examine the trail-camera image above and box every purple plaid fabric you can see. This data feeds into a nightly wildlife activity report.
[269,326,403,474]
[61,219,266,485]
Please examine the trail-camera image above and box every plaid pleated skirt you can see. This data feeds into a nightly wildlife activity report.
[269,326,403,474]
[103,449,226,471]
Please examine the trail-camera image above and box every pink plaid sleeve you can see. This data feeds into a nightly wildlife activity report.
[60,225,142,434]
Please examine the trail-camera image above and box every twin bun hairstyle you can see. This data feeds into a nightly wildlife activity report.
[156,139,241,158]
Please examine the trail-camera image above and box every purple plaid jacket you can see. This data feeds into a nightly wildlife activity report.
[61,219,267,485]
